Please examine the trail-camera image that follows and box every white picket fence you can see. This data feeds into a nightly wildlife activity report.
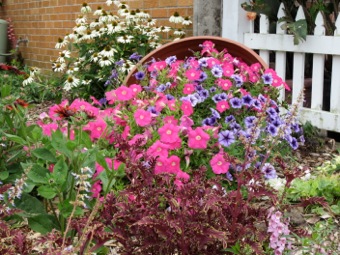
[222,0,340,132]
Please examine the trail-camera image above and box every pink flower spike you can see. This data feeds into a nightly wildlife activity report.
[115,86,133,101]
[158,123,180,144]
[210,152,230,174]
[185,68,201,81]
[181,100,193,116]
[134,109,152,127]
[216,100,230,113]
[188,127,210,149]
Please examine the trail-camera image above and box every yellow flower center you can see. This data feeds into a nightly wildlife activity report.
[196,135,201,141]
[166,130,172,135]
[217,161,222,166]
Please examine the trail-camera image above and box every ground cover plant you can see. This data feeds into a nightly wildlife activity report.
[0,1,339,254]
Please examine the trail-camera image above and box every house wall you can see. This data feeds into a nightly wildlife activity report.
[0,0,193,70]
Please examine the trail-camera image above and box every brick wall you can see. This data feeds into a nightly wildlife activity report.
[0,0,193,70]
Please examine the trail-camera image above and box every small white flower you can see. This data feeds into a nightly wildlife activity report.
[55,37,68,49]
[80,3,92,14]
[64,75,80,91]
[81,79,92,85]
[182,17,192,26]
[136,11,150,19]
[146,19,156,26]
[75,15,87,24]
[117,35,134,43]
[52,62,66,72]
[23,75,34,86]
[106,0,114,6]
[173,29,186,36]
[98,56,114,67]
[169,12,184,24]
[93,7,104,16]
[99,46,117,57]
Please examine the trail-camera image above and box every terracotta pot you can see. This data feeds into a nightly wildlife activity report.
[124,36,268,85]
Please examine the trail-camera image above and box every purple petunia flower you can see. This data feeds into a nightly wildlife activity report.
[156,84,167,93]
[198,57,209,67]
[195,84,204,91]
[252,99,262,110]
[218,130,236,147]
[258,94,267,103]
[267,124,278,136]
[211,65,223,78]
[266,107,278,117]
[165,55,177,65]
[261,163,277,179]
[291,123,301,133]
[199,89,209,100]
[129,52,142,61]
[147,106,159,115]
[270,117,283,128]
[210,86,217,93]
[198,72,208,82]
[245,116,257,128]
[166,94,174,100]
[115,60,124,66]
[202,117,217,126]
[229,122,241,131]
[261,73,273,85]
[230,97,242,108]
[231,74,243,87]
[212,94,222,103]
[289,136,299,150]
[242,95,254,107]
[225,115,235,123]
[134,71,145,80]
[210,108,221,119]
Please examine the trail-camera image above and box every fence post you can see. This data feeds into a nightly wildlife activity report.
[221,0,250,43]
[193,0,222,36]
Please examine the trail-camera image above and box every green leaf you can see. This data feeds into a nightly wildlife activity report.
[3,133,27,146]
[37,186,57,199]
[32,148,57,162]
[96,153,109,172]
[28,214,59,234]
[58,199,84,218]
[25,163,49,184]
[0,171,9,180]
[51,130,72,158]
[52,159,68,185]
[15,193,46,217]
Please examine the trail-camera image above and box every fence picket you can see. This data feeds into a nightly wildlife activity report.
[330,15,340,114]
[311,12,325,110]
[275,3,287,102]
[259,14,270,64]
[292,6,306,104]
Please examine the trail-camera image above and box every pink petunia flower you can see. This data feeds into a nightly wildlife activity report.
[167,155,181,174]
[154,156,168,174]
[216,78,232,90]
[105,90,117,104]
[164,116,178,125]
[158,123,181,144]
[183,83,195,94]
[147,140,169,158]
[134,109,152,127]
[181,100,193,116]
[185,68,201,81]
[207,57,221,68]
[129,84,142,97]
[115,86,133,101]
[83,117,107,140]
[180,115,194,129]
[187,127,210,149]
[216,100,230,113]
[39,123,58,136]
[210,152,230,174]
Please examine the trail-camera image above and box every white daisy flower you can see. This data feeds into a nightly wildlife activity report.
[90,53,100,63]
[169,12,184,24]
[52,62,66,72]
[99,46,117,57]
[146,19,156,26]
[136,11,150,19]
[80,3,92,14]
[174,29,186,36]
[75,15,87,25]
[182,17,192,26]
[64,75,80,91]
[93,7,103,16]
[158,26,171,33]
[117,35,134,43]
[82,79,92,85]
[29,67,40,76]
[55,37,68,49]
[98,56,113,67]
[66,66,79,74]
[106,0,114,6]
[23,75,34,86]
